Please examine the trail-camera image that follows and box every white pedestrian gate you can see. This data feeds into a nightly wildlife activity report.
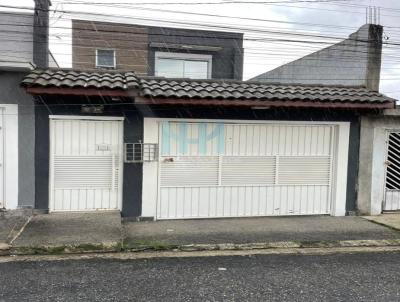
[157,122,337,219]
[384,131,400,211]
[49,116,124,212]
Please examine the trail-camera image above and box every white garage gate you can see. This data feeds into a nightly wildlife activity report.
[156,121,344,219]
[49,116,124,212]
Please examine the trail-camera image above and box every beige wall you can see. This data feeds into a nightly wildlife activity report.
[72,20,148,75]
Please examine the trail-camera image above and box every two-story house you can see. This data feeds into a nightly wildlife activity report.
[22,18,395,220]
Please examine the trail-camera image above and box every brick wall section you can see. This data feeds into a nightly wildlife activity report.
[72,19,244,79]
[72,20,149,75]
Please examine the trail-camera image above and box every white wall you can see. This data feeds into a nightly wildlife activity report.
[142,118,159,217]
[332,122,350,216]
[2,105,18,209]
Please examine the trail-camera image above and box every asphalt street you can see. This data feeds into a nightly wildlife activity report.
[0,251,399,302]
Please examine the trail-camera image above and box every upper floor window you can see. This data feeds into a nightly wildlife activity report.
[155,52,212,79]
[96,49,116,69]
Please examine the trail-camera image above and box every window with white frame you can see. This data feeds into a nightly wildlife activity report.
[155,52,212,79]
[96,49,116,69]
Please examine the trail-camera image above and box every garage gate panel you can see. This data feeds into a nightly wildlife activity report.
[221,157,276,185]
[158,122,335,219]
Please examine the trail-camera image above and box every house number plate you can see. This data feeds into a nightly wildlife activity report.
[96,144,111,151]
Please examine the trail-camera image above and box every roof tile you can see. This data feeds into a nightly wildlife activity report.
[139,77,395,104]
[21,69,140,90]
[21,69,396,106]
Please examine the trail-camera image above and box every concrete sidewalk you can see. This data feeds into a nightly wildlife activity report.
[0,211,30,253]
[363,214,400,231]
[123,216,400,250]
[11,212,123,254]
[2,212,400,255]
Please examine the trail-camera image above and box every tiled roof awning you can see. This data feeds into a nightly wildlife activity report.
[23,69,140,89]
[139,78,395,106]
[21,69,396,109]
[22,69,140,96]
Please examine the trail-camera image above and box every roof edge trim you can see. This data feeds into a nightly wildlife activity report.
[134,96,395,109]
[26,87,131,97]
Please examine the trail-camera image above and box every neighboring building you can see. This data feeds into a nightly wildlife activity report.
[21,68,395,219]
[72,19,244,80]
[250,22,400,216]
[358,110,400,215]
[250,24,383,91]
[0,0,53,211]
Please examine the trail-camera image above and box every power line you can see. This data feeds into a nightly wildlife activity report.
[2,21,398,68]
[2,17,395,75]
[4,32,399,69]
[54,0,359,6]
[6,43,400,64]
[2,15,400,48]
[1,4,399,85]
[2,23,398,50]
[56,0,368,25]
[53,0,388,18]
[4,3,400,46]
[0,4,388,43]
[5,38,400,67]
[53,2,400,41]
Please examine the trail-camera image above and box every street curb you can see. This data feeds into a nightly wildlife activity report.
[0,243,10,256]
[8,242,122,256]
[125,239,400,252]
[3,239,400,256]
[4,246,400,263]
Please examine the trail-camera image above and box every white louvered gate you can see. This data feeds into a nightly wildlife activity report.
[384,131,400,211]
[49,117,123,212]
[158,122,336,219]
